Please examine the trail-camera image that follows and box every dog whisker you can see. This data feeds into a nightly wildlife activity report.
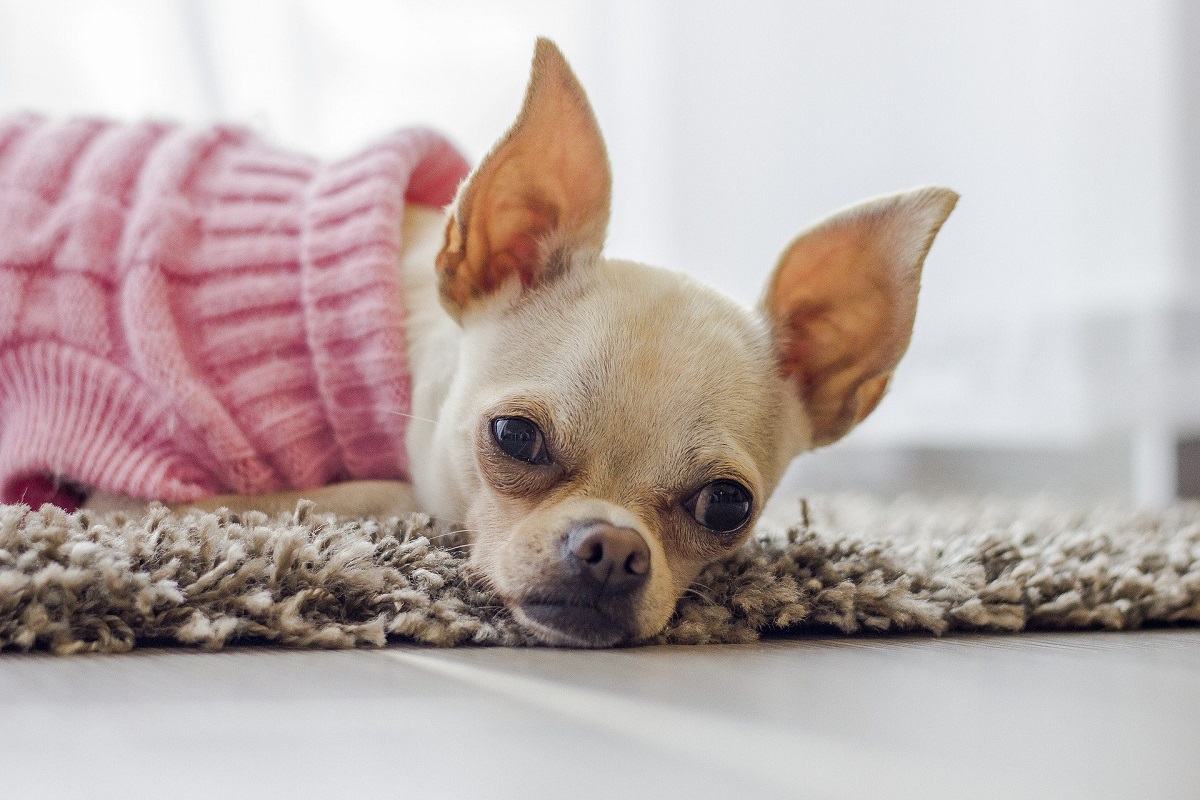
[432,526,480,553]
[461,563,497,593]
[684,582,717,604]
[383,409,441,426]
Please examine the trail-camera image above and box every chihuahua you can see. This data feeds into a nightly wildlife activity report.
[88,39,956,646]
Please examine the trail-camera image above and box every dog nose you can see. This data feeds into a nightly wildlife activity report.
[566,521,651,594]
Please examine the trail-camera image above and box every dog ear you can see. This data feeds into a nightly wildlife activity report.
[436,38,612,319]
[762,187,958,447]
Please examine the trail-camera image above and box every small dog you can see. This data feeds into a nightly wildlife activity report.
[3,39,956,646]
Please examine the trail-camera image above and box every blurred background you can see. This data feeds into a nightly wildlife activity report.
[1,0,1197,504]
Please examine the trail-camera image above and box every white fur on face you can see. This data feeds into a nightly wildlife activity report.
[438,256,811,640]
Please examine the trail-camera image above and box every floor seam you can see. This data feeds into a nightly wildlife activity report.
[381,649,1041,800]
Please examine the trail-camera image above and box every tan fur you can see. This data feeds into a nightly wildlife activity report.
[763,188,959,446]
[437,261,792,643]
[95,38,957,646]
[435,39,612,320]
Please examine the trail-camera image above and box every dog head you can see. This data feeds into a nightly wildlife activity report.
[433,39,957,646]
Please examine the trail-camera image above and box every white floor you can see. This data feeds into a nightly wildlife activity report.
[3,630,1198,800]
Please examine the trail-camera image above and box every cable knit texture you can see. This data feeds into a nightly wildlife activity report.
[0,116,470,510]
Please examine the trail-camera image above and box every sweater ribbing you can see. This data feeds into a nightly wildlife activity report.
[0,116,469,509]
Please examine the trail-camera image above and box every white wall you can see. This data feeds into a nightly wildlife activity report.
[0,0,1194,499]
[588,2,1182,452]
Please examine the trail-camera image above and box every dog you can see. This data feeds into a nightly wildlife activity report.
[1,39,956,646]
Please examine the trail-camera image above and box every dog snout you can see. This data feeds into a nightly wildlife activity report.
[513,520,652,647]
[566,520,650,595]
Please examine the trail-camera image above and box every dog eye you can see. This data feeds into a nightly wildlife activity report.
[490,417,552,465]
[683,480,752,533]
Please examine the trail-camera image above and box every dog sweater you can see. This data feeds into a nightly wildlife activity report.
[0,116,470,510]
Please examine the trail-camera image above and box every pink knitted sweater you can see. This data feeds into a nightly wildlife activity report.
[0,116,469,510]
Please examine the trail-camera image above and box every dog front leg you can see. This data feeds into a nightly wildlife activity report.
[85,480,419,519]
[169,480,420,518]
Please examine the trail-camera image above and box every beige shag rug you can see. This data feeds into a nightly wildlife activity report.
[2,495,1198,654]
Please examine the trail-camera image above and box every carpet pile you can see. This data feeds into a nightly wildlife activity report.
[1,495,1198,653]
